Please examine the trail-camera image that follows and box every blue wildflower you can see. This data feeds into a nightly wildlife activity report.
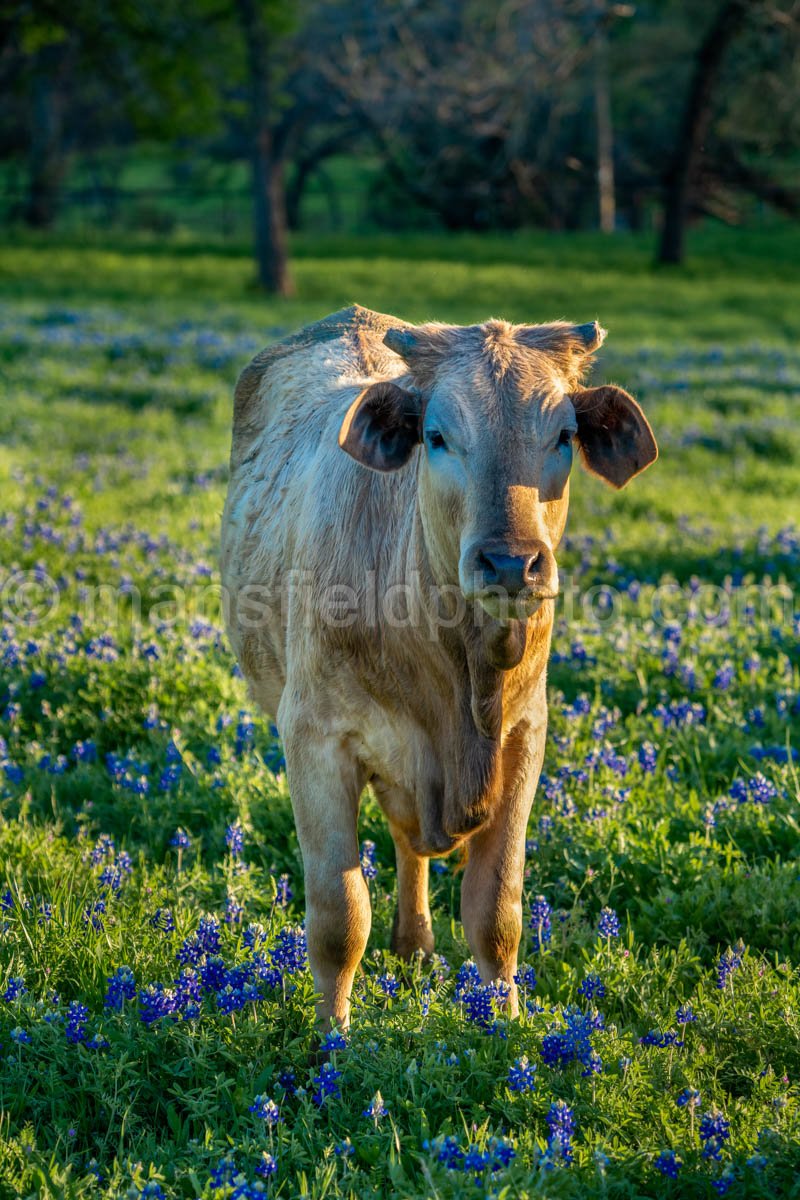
[249,1095,282,1124]
[529,895,552,951]
[655,1149,681,1177]
[716,942,744,990]
[363,1091,387,1120]
[507,1055,536,1093]
[3,976,26,1002]
[546,1099,575,1164]
[700,1109,731,1160]
[598,907,620,938]
[225,822,245,858]
[578,973,606,1001]
[104,966,136,1010]
[311,1061,342,1106]
[360,840,378,880]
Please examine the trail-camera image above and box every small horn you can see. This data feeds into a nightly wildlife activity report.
[383,326,422,359]
[573,321,607,350]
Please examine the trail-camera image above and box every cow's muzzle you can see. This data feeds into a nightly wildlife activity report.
[460,538,558,617]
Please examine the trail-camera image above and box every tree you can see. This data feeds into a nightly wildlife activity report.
[235,0,293,294]
[657,0,750,264]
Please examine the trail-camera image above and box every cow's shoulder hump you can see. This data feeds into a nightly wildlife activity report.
[231,305,404,470]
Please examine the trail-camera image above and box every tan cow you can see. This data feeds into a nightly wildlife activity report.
[220,305,657,1029]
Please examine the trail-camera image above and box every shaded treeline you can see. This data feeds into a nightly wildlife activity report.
[1,0,798,290]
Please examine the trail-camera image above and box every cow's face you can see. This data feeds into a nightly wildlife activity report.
[339,320,657,623]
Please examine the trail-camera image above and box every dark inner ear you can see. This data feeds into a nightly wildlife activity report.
[338,381,422,473]
[572,385,658,489]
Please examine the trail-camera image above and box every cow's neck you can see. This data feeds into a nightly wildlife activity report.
[408,503,553,843]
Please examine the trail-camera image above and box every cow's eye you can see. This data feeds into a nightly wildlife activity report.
[427,430,447,451]
[557,428,574,448]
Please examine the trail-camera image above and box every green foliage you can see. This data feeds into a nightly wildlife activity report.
[0,227,798,1197]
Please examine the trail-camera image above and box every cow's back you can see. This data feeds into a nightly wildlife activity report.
[220,305,413,715]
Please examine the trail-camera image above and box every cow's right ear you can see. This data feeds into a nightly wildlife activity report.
[338,381,422,472]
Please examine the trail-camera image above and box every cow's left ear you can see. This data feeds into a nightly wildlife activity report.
[338,381,422,472]
[571,385,658,488]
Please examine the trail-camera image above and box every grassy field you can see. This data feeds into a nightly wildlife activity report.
[0,226,799,1199]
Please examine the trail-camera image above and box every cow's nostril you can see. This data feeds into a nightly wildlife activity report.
[523,551,540,581]
[476,550,499,584]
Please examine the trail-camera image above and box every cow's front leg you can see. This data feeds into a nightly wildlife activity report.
[459,720,545,1017]
[282,724,370,1031]
[389,821,434,960]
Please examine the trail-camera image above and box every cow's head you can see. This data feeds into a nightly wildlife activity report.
[339,319,656,623]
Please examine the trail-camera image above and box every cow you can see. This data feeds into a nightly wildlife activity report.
[220,304,657,1030]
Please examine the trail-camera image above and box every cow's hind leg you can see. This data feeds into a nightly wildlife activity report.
[389,822,434,960]
[281,719,371,1031]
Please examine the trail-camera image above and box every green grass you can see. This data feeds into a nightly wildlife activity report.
[0,226,799,1199]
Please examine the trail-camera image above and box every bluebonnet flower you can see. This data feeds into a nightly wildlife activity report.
[716,942,744,989]
[255,1154,277,1179]
[541,1005,604,1071]
[169,829,191,850]
[270,925,306,973]
[455,970,509,1032]
[277,1070,296,1095]
[208,1155,239,1191]
[377,972,399,998]
[546,1099,575,1164]
[713,665,734,690]
[274,873,292,907]
[159,763,182,791]
[638,742,657,773]
[224,893,244,925]
[507,1055,536,1093]
[654,700,705,729]
[363,1091,387,1120]
[655,1149,681,1177]
[712,1165,737,1194]
[677,1088,701,1109]
[138,983,178,1026]
[598,907,620,938]
[249,1095,282,1124]
[10,1026,31,1044]
[311,1061,342,1105]
[640,1029,684,1049]
[360,840,378,880]
[3,976,26,1002]
[83,899,106,931]
[321,1029,347,1052]
[514,964,537,991]
[243,923,266,949]
[104,966,136,1010]
[578,973,605,1001]
[149,908,175,933]
[89,834,115,865]
[72,739,97,763]
[334,1140,354,1158]
[65,1001,89,1043]
[700,1109,731,1160]
[225,822,245,858]
[676,1003,697,1024]
[425,1134,514,1176]
[139,1185,166,1200]
[529,895,552,951]
[234,712,255,755]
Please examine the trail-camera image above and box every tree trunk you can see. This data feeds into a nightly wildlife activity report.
[236,0,293,296]
[657,0,749,265]
[25,49,67,229]
[594,21,615,234]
